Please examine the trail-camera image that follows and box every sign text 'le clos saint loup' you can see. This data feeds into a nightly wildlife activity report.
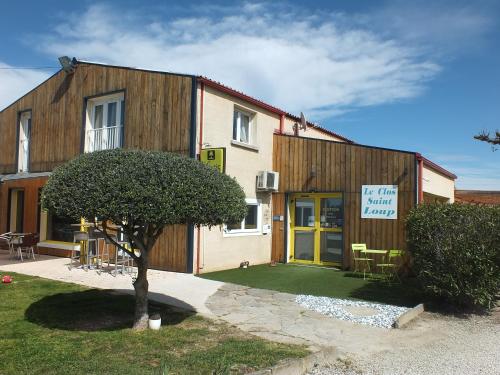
[361,185,398,219]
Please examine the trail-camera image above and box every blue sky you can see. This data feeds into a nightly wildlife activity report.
[1,0,499,189]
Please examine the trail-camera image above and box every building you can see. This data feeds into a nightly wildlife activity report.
[0,60,456,273]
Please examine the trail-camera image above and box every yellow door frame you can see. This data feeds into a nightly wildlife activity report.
[289,192,343,267]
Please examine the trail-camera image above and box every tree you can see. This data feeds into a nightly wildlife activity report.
[42,149,247,329]
[474,130,500,150]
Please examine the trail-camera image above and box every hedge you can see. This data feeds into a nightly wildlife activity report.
[406,203,500,310]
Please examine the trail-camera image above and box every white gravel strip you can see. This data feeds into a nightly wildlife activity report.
[296,295,409,328]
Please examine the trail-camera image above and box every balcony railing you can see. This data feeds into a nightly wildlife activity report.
[86,125,123,152]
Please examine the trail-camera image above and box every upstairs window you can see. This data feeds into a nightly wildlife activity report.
[85,93,125,152]
[233,109,253,144]
[18,111,31,172]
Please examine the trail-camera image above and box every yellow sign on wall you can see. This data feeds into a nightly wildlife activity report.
[200,148,225,173]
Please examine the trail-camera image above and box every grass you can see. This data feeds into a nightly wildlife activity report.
[0,272,308,375]
[200,263,424,307]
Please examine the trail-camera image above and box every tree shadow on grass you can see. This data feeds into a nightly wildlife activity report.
[345,275,425,307]
[25,289,195,331]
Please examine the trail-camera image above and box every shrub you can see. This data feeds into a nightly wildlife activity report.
[406,203,500,310]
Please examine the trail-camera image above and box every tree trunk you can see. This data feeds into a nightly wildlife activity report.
[133,256,149,330]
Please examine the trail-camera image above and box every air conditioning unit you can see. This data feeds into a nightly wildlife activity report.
[257,171,279,191]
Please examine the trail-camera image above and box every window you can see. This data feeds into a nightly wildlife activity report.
[233,109,253,144]
[225,199,261,235]
[45,212,76,243]
[18,111,31,172]
[85,93,125,152]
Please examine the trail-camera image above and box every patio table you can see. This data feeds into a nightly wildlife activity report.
[361,249,388,255]
[361,249,388,276]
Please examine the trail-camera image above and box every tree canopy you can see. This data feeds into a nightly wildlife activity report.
[474,130,500,150]
[42,149,247,228]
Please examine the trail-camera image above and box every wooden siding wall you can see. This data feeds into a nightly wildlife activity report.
[0,63,193,272]
[0,177,47,236]
[272,135,417,269]
[0,63,193,173]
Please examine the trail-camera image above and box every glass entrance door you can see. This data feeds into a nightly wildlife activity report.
[290,193,343,266]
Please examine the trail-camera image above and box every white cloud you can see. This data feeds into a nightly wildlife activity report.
[0,63,52,111]
[429,153,480,163]
[32,3,446,119]
[1,2,493,119]
[446,163,500,190]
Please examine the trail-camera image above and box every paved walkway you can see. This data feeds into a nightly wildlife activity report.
[206,283,449,353]
[0,252,222,315]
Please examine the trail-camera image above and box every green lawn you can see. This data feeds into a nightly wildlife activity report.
[200,264,423,307]
[0,272,308,375]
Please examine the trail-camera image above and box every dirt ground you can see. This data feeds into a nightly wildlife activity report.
[309,309,500,375]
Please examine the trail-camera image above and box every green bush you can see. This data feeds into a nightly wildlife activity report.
[406,203,500,310]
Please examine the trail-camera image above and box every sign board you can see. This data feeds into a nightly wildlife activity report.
[200,148,225,173]
[361,185,398,219]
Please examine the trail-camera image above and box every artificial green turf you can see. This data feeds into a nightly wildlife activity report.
[0,272,308,375]
[200,263,423,307]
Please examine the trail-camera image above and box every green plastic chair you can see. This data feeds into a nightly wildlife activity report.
[351,244,373,279]
[376,250,404,282]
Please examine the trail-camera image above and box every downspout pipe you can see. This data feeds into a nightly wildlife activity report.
[196,82,205,275]
[416,153,424,204]
[279,114,285,134]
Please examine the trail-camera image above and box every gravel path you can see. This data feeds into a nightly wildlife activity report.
[296,295,408,328]
[307,311,500,375]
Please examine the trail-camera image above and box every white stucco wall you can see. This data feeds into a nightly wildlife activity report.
[422,166,455,203]
[282,117,347,142]
[194,85,278,273]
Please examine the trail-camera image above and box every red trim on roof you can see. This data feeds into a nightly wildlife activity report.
[197,76,354,143]
[416,153,457,180]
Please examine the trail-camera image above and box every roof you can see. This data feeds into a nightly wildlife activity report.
[455,189,500,194]
[417,154,457,180]
[455,190,500,205]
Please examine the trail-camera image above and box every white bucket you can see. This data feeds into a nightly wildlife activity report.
[148,318,161,330]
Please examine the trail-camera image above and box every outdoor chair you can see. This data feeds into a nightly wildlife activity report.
[19,233,39,261]
[71,231,97,270]
[0,232,14,258]
[88,227,107,271]
[99,235,115,271]
[114,247,134,276]
[351,243,373,279]
[10,235,24,261]
[376,250,404,282]
[113,230,135,276]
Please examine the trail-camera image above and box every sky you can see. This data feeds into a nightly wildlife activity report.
[0,0,498,189]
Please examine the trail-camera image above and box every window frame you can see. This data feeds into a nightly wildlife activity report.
[223,198,262,237]
[16,109,32,173]
[82,90,126,153]
[232,107,254,145]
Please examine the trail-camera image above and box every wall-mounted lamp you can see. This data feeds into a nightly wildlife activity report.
[58,56,77,74]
